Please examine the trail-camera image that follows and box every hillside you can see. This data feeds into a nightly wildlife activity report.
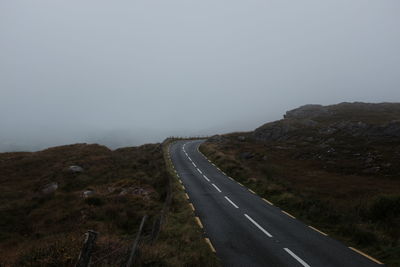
[200,102,400,266]
[0,143,218,266]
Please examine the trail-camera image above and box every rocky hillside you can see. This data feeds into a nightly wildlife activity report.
[202,102,400,266]
[254,102,400,141]
[250,102,400,177]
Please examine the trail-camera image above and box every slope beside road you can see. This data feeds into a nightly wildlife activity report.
[169,139,383,267]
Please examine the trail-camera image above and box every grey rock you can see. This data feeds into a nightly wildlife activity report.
[69,165,84,173]
[237,136,246,141]
[331,121,369,136]
[319,127,337,135]
[119,187,153,199]
[119,189,129,196]
[253,121,297,141]
[326,147,336,153]
[299,119,318,127]
[365,158,374,164]
[108,187,116,193]
[240,152,254,160]
[318,143,329,149]
[42,182,58,194]
[83,190,95,198]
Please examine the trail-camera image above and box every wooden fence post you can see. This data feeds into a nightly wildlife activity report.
[126,215,148,267]
[76,230,98,267]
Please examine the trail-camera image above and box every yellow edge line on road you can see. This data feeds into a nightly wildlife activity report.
[181,185,185,190]
[308,226,328,236]
[281,210,296,219]
[262,198,274,206]
[248,189,256,194]
[195,216,203,228]
[205,238,216,253]
[238,182,244,186]
[189,203,195,211]
[185,193,189,200]
[349,247,384,265]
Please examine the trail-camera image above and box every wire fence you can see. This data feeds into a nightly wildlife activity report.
[75,215,151,267]
[73,136,207,266]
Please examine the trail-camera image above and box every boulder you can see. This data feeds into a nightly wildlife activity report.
[69,165,84,173]
[240,152,254,160]
[237,136,246,141]
[83,190,95,198]
[42,182,58,194]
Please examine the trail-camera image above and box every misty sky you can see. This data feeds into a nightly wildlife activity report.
[1,0,400,151]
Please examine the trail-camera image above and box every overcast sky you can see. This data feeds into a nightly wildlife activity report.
[1,0,399,151]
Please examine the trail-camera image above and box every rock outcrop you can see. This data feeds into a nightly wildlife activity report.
[284,104,331,119]
[253,102,400,142]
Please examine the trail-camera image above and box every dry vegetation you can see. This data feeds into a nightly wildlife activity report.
[200,103,400,266]
[0,142,217,266]
[138,139,220,266]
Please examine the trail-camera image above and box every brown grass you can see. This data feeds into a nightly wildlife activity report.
[0,141,220,266]
[201,135,400,266]
[0,143,166,266]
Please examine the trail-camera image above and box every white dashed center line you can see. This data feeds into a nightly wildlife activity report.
[283,248,310,267]
[177,143,316,267]
[212,183,222,193]
[244,214,273,237]
[224,196,239,208]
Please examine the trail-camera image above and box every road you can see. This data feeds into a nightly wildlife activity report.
[169,140,384,267]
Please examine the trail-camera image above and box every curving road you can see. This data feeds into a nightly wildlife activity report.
[169,140,383,267]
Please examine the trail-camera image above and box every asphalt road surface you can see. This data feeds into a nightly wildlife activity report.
[169,140,383,267]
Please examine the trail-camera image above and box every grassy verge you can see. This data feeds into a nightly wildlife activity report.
[200,140,399,266]
[139,139,220,266]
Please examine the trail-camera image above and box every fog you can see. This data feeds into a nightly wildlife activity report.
[1,0,399,151]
